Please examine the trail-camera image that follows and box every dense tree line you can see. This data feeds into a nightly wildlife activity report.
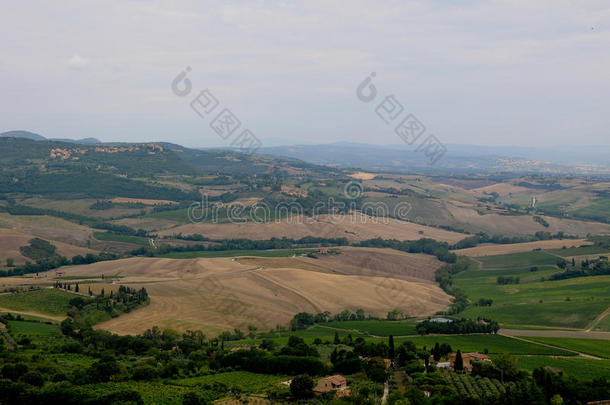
[0,251,119,277]
[434,256,472,314]
[355,238,457,263]
[133,236,350,257]
[549,258,609,281]
[3,204,147,236]
[416,318,500,335]
[497,276,520,285]
[452,231,578,250]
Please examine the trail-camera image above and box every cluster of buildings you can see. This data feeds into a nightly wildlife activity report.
[49,143,164,160]
[437,352,490,373]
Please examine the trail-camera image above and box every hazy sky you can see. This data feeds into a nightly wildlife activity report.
[1,1,609,148]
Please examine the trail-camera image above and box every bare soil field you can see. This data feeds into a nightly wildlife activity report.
[20,250,451,335]
[158,214,466,244]
[455,239,591,257]
[0,228,97,265]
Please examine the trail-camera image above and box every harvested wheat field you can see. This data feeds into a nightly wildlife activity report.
[0,228,97,265]
[159,214,465,244]
[0,213,93,246]
[455,239,591,257]
[349,171,377,180]
[32,249,451,335]
[238,246,443,282]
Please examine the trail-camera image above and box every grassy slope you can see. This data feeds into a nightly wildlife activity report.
[476,251,559,268]
[7,320,60,336]
[516,337,610,359]
[454,250,610,328]
[513,356,610,381]
[0,289,73,316]
[324,320,418,336]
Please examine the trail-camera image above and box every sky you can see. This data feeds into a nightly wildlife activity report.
[1,0,609,148]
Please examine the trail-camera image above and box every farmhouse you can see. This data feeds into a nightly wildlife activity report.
[313,375,348,393]
[449,352,490,372]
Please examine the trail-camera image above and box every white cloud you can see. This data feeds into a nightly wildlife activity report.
[68,54,90,71]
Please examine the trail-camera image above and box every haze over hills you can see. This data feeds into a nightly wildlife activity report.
[3,130,609,176]
[257,142,610,175]
[0,130,101,145]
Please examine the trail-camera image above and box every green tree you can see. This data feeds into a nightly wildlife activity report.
[290,374,314,399]
[432,342,441,361]
[334,331,340,344]
[454,350,464,372]
[366,357,387,382]
[550,394,564,405]
[182,392,209,405]
[389,335,395,359]
[6,258,14,267]
[495,353,519,382]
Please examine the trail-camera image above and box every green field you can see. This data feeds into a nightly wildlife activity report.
[395,334,573,356]
[7,320,60,336]
[455,271,610,305]
[253,324,368,345]
[456,248,610,328]
[594,313,610,331]
[570,198,610,223]
[149,208,190,223]
[476,251,560,268]
[324,320,418,336]
[514,356,610,381]
[79,381,191,405]
[0,289,73,316]
[545,245,610,257]
[93,231,149,246]
[459,300,610,329]
[517,337,610,359]
[160,248,315,259]
[248,325,572,356]
[170,371,288,392]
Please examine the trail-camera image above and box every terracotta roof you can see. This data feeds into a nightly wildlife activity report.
[463,352,489,360]
[326,375,347,385]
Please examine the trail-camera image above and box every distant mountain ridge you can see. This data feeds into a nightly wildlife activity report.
[0,130,101,145]
[256,142,610,175]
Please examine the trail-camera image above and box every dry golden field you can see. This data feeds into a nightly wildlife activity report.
[0,213,93,246]
[0,228,97,265]
[158,214,466,244]
[349,171,377,180]
[15,248,451,335]
[455,239,591,257]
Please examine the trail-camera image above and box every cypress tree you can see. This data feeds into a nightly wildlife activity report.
[455,350,464,372]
